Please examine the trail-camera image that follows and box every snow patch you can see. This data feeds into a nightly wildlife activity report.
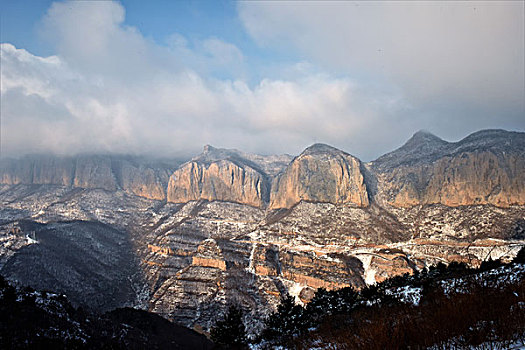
[278,280,306,305]
[355,254,376,285]
[247,243,257,274]
[388,285,422,306]
[26,235,38,244]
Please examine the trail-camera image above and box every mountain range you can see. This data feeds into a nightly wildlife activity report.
[2,129,524,208]
[0,129,524,333]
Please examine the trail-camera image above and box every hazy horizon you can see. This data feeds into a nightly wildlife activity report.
[1,127,523,163]
[1,1,524,161]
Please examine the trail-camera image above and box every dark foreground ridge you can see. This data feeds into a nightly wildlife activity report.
[0,275,214,349]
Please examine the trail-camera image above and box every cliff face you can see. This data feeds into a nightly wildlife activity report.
[167,160,268,207]
[0,155,175,200]
[166,146,270,207]
[371,130,525,208]
[376,152,525,207]
[1,156,75,186]
[112,158,172,201]
[1,129,523,208]
[269,144,369,209]
[72,156,118,191]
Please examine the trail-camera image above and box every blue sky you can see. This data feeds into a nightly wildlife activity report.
[1,0,524,159]
[2,1,245,54]
[1,0,52,54]
[1,0,297,82]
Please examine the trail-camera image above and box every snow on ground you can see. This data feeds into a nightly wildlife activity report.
[247,242,257,274]
[439,263,525,295]
[354,253,377,285]
[387,285,423,306]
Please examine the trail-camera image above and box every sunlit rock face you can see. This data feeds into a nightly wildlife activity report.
[167,160,268,208]
[269,143,369,209]
[371,130,525,208]
[192,238,227,270]
[277,249,365,291]
[165,145,289,208]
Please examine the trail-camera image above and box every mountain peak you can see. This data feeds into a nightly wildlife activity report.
[193,145,238,164]
[454,129,525,154]
[407,130,445,145]
[203,145,216,153]
[459,129,518,144]
[372,130,448,170]
[301,143,345,156]
[398,130,448,154]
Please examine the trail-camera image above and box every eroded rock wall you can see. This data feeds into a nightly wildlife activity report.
[167,160,268,207]
[270,144,369,209]
[0,155,174,200]
[376,152,525,207]
[372,130,525,208]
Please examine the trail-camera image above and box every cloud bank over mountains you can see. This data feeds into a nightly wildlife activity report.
[239,1,524,103]
[1,1,523,160]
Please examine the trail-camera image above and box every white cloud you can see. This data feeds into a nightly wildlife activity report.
[2,0,416,160]
[3,40,407,159]
[3,0,522,162]
[239,1,525,139]
[239,2,524,96]
[39,1,166,80]
[201,38,244,66]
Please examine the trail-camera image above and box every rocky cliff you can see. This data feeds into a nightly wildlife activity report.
[72,156,118,191]
[3,130,522,209]
[269,144,369,209]
[371,130,525,207]
[166,146,272,207]
[167,161,268,207]
[0,155,175,200]
[1,156,76,187]
[111,157,173,201]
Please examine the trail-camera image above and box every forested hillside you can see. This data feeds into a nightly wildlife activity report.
[212,248,525,349]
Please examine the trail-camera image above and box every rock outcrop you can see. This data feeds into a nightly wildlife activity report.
[364,249,420,284]
[192,239,227,271]
[372,130,525,208]
[1,129,523,209]
[72,156,118,191]
[0,155,175,200]
[269,144,369,209]
[1,156,75,186]
[111,158,173,200]
[278,249,365,291]
[166,146,270,207]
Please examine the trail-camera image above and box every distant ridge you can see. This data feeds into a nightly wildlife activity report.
[371,129,525,207]
[1,129,523,208]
